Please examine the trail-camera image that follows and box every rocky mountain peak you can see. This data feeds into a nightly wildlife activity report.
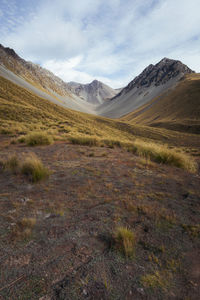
[124,58,194,92]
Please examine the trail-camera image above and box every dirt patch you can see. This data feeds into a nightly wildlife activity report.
[0,136,199,299]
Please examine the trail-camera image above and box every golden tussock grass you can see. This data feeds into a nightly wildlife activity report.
[25,132,53,146]
[129,140,197,173]
[140,271,172,290]
[3,154,20,173]
[21,154,50,182]
[68,136,98,146]
[12,217,36,240]
[114,226,136,258]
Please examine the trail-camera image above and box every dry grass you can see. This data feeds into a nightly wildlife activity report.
[68,136,98,146]
[140,271,171,290]
[12,217,36,240]
[114,226,136,258]
[3,155,19,173]
[130,140,197,173]
[25,132,53,146]
[21,154,50,182]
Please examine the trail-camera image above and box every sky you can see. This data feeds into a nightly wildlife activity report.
[0,0,200,88]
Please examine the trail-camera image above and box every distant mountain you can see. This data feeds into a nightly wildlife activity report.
[122,73,200,134]
[68,80,119,104]
[0,44,120,111]
[97,58,194,118]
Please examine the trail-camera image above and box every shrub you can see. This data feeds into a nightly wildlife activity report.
[21,154,50,182]
[69,136,98,146]
[114,226,136,258]
[130,140,197,173]
[25,132,53,146]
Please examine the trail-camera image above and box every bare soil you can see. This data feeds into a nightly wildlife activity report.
[0,135,199,299]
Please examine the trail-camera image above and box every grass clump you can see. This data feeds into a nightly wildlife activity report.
[130,140,197,173]
[102,139,122,148]
[21,154,50,182]
[12,217,36,240]
[3,155,19,174]
[140,271,171,290]
[25,132,53,146]
[114,226,136,258]
[69,136,98,146]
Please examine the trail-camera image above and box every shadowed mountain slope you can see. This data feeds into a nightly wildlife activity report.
[96,58,194,118]
[122,73,200,134]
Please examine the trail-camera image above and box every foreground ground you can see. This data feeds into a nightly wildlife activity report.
[0,135,199,300]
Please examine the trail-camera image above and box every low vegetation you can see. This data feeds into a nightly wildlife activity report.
[1,153,50,183]
[114,226,136,258]
[140,271,171,291]
[21,154,50,182]
[129,140,197,173]
[24,132,53,146]
[68,136,98,146]
[12,217,36,240]
[3,154,19,173]
[67,136,197,172]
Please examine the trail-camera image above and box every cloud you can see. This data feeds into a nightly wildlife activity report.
[1,0,200,88]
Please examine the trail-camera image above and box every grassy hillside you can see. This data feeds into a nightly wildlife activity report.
[0,75,199,300]
[0,45,72,98]
[1,75,200,150]
[122,74,200,134]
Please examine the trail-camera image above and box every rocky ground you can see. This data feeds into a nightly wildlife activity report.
[0,135,199,299]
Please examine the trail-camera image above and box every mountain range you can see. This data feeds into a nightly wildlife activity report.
[0,43,200,300]
[0,43,199,133]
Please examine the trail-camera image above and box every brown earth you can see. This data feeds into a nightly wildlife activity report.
[0,135,200,300]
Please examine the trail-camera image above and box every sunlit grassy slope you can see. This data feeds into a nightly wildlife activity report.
[0,75,200,149]
[122,74,200,134]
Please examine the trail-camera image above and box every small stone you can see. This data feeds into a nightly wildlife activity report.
[83,288,87,295]
[137,288,145,295]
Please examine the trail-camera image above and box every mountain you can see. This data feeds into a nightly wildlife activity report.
[97,58,194,118]
[0,44,101,114]
[122,73,200,134]
[68,80,119,104]
[0,44,198,128]
[0,44,73,97]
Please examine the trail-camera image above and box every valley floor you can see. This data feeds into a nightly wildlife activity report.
[0,136,200,299]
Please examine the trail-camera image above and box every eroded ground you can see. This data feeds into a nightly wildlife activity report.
[0,136,200,299]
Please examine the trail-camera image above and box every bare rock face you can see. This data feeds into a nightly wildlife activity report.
[68,80,119,105]
[121,58,194,95]
[97,58,195,118]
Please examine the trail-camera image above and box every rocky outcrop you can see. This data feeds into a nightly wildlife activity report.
[96,58,194,118]
[115,58,194,99]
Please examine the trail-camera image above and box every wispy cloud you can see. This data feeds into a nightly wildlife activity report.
[1,0,200,87]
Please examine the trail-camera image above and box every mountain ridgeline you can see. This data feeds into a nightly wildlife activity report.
[68,80,119,104]
[0,43,199,134]
[96,58,195,118]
